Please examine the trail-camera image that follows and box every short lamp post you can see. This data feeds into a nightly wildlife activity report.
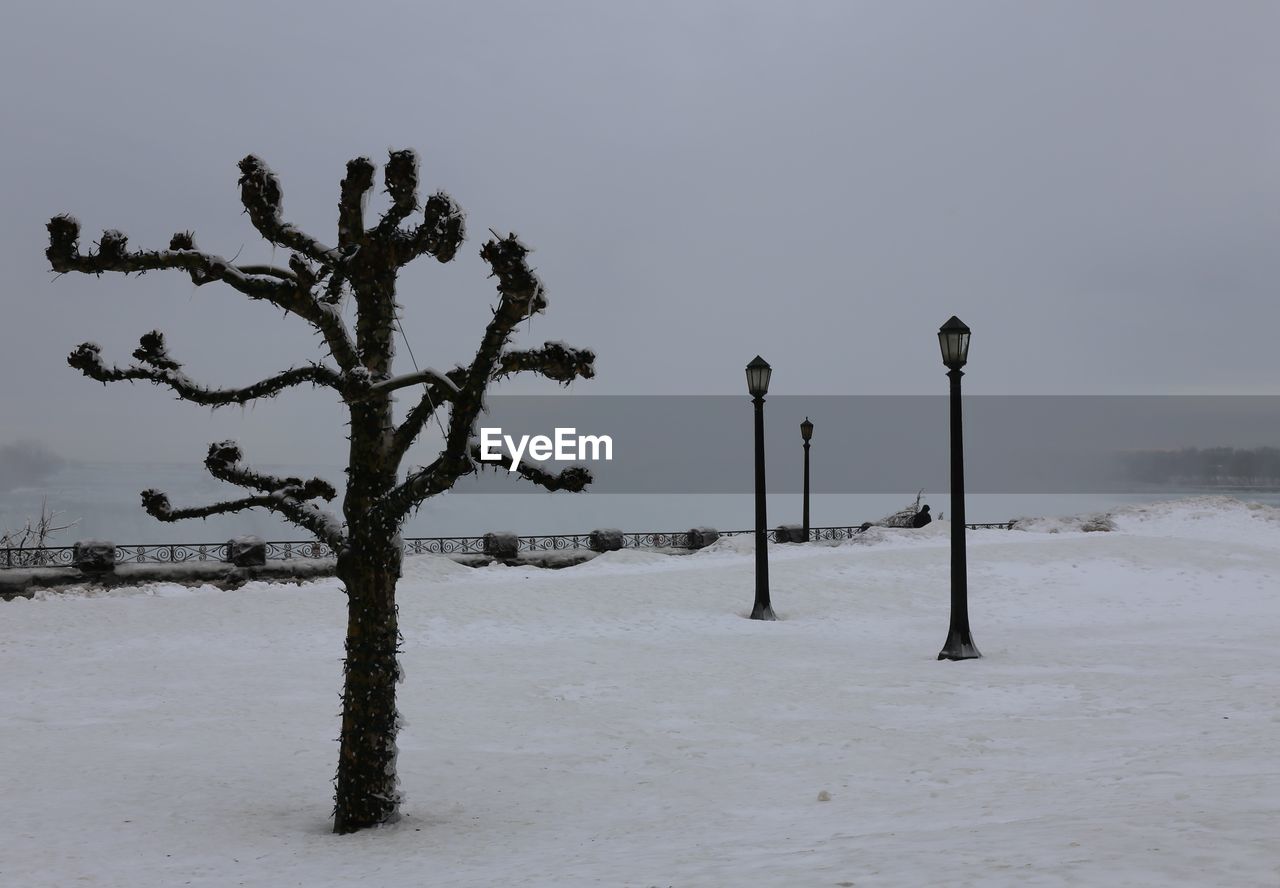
[746,356,776,620]
[938,316,981,660]
[800,417,813,540]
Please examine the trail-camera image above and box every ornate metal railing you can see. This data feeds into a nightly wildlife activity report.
[113,543,229,565]
[0,521,1013,569]
[1,546,76,569]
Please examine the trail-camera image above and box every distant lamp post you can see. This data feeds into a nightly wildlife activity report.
[800,417,814,541]
[746,356,776,620]
[937,316,981,660]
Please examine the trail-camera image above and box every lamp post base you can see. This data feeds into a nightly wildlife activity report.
[937,631,981,660]
[750,603,777,621]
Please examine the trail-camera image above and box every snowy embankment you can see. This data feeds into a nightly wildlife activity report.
[1,497,1277,887]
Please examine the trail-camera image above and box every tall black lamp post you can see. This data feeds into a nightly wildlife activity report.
[938,317,981,660]
[800,417,813,540]
[746,356,776,620]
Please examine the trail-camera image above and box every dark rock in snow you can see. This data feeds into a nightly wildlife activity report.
[588,528,624,552]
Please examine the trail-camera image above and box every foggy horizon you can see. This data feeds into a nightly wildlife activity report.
[4,0,1279,469]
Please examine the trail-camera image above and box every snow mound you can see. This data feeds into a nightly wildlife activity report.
[30,582,217,600]
[567,548,675,573]
[1109,496,1280,547]
[698,534,756,555]
[1014,496,1280,547]
[1012,513,1116,534]
[400,553,476,581]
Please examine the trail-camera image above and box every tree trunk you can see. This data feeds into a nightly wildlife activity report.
[333,529,403,833]
[333,265,403,831]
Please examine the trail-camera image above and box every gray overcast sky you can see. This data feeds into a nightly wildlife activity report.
[2,0,1278,466]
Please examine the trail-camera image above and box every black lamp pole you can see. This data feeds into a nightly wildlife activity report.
[746,356,775,620]
[938,317,981,660]
[800,417,813,541]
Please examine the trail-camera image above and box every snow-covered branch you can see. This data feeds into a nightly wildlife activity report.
[387,366,468,463]
[47,215,361,374]
[392,191,466,265]
[338,157,375,249]
[140,487,345,550]
[237,155,339,265]
[377,452,475,522]
[493,342,596,384]
[202,441,337,502]
[365,367,460,398]
[378,234,597,519]
[377,149,420,233]
[48,216,290,301]
[442,236,566,464]
[141,488,277,522]
[67,334,343,407]
[470,443,592,492]
[137,441,346,547]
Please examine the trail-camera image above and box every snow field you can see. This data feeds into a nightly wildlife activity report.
[1,498,1277,886]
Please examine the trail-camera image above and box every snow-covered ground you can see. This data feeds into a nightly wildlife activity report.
[2,497,1277,887]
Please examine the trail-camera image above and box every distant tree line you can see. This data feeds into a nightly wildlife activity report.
[1120,447,1280,487]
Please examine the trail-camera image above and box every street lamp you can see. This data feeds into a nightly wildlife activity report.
[937,317,980,660]
[800,417,813,540]
[746,356,776,620]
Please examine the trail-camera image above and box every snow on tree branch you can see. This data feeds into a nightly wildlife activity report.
[237,155,339,265]
[387,366,468,464]
[365,366,460,398]
[67,335,343,406]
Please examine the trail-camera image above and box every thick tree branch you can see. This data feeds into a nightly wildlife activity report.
[237,155,338,264]
[236,263,297,280]
[338,157,375,249]
[141,488,344,550]
[392,191,466,265]
[203,440,337,502]
[47,216,361,374]
[471,443,592,491]
[49,217,289,301]
[443,235,552,456]
[67,333,342,406]
[387,366,467,463]
[377,149,419,234]
[380,442,590,521]
[377,451,475,522]
[379,235,596,520]
[493,342,596,384]
[139,441,346,547]
[142,488,277,521]
[365,367,459,398]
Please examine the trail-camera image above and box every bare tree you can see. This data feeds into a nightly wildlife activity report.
[1,497,78,566]
[46,150,595,833]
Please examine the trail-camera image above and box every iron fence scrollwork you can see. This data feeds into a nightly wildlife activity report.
[1,521,1016,570]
